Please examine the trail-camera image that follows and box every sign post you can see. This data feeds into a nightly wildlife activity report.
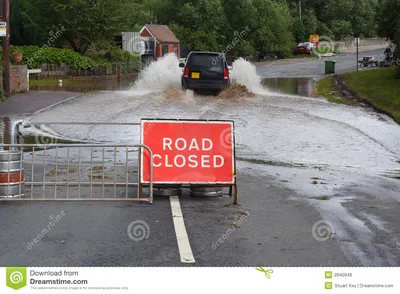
[1,0,10,98]
[140,119,237,202]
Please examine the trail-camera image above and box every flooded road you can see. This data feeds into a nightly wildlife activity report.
[1,54,400,266]
[18,56,400,180]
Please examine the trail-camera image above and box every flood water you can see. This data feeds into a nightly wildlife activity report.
[1,54,400,180]
[29,78,134,93]
[262,77,318,97]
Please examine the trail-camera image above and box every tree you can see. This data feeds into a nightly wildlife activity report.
[253,0,294,57]
[26,0,136,54]
[10,0,44,45]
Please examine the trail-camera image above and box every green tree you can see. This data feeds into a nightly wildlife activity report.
[253,0,294,56]
[10,0,44,45]
[292,19,307,43]
[27,0,136,54]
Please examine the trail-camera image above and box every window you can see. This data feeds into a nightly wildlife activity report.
[187,53,224,72]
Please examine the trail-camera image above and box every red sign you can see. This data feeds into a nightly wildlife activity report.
[141,120,235,184]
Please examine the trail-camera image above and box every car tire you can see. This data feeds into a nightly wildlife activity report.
[181,79,187,91]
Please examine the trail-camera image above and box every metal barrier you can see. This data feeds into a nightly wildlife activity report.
[1,120,238,203]
[0,143,153,202]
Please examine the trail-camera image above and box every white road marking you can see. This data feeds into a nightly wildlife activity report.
[170,196,196,263]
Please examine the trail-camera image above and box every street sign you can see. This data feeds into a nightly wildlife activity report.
[309,34,319,48]
[140,119,235,184]
[0,22,6,37]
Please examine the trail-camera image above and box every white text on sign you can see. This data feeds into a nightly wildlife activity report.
[153,137,225,168]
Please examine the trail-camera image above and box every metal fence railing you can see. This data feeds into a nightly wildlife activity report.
[38,61,140,78]
[0,143,153,202]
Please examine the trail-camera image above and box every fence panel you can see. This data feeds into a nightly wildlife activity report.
[0,142,153,202]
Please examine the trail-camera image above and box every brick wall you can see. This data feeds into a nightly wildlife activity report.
[10,65,28,93]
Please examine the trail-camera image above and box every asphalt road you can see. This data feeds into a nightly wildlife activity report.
[0,169,350,267]
[256,49,384,78]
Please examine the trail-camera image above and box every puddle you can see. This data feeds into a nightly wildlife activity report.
[261,77,318,97]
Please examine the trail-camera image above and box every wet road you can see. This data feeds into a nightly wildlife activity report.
[256,49,384,78]
[1,54,400,267]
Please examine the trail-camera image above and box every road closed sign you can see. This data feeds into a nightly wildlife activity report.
[140,119,235,184]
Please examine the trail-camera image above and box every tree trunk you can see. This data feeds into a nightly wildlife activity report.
[69,40,79,53]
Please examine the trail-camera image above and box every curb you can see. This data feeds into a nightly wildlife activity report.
[32,93,82,116]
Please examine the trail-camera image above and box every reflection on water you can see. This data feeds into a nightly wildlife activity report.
[262,77,318,97]
[29,78,135,93]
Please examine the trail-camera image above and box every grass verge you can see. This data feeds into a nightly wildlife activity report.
[340,68,400,123]
[316,76,352,105]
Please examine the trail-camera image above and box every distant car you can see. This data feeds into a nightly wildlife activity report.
[179,51,231,93]
[296,42,314,54]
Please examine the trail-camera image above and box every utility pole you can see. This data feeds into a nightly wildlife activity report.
[299,1,301,20]
[2,0,10,97]
[356,37,359,72]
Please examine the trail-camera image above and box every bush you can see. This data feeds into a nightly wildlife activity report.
[3,45,111,70]
[105,47,141,73]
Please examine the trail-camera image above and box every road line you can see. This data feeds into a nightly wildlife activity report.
[169,196,195,263]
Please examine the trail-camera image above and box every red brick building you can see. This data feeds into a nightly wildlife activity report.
[140,24,180,59]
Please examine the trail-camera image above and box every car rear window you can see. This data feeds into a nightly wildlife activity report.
[187,54,224,71]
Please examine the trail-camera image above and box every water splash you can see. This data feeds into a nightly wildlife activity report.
[132,53,182,92]
[129,54,268,96]
[230,58,266,94]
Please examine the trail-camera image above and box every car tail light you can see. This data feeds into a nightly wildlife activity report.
[224,68,229,80]
[184,66,189,78]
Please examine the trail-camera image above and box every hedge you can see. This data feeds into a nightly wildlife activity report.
[1,45,140,71]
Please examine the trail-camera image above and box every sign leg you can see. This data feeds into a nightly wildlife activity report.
[233,184,238,204]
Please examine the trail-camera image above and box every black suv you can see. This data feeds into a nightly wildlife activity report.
[179,51,231,93]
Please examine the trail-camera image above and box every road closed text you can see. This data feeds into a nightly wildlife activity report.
[153,138,225,168]
[141,120,234,183]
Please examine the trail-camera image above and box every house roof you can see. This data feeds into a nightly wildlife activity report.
[141,24,180,43]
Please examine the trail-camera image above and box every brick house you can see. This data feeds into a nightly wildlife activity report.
[140,24,180,59]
